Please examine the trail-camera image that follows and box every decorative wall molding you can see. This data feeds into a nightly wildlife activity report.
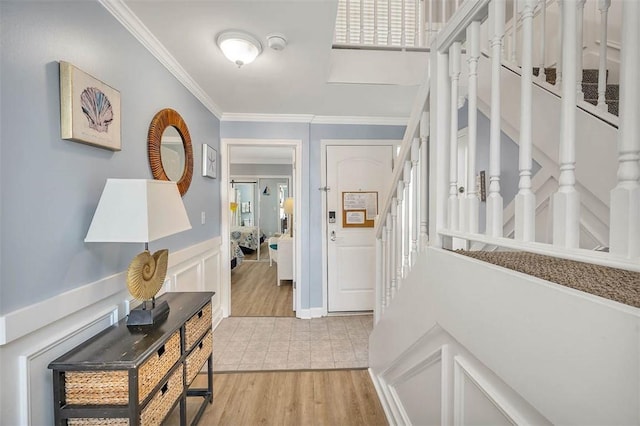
[453,355,526,425]
[0,237,221,346]
[221,112,408,126]
[98,0,223,119]
[17,306,119,425]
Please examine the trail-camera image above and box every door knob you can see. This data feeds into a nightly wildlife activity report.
[330,230,337,241]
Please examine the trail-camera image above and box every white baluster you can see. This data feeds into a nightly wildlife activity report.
[538,0,547,83]
[576,0,586,101]
[411,137,420,264]
[385,214,393,302]
[487,0,505,237]
[449,42,461,231]
[346,0,351,43]
[466,21,481,234]
[376,236,383,318]
[428,0,434,46]
[433,50,450,247]
[360,0,365,44]
[396,183,404,284]
[441,0,446,25]
[515,0,537,242]
[557,0,563,87]
[511,0,518,63]
[597,0,611,111]
[403,161,411,275]
[374,0,379,45]
[416,0,422,47]
[390,204,398,298]
[401,0,406,46]
[420,111,430,249]
[388,0,392,45]
[552,0,580,248]
[380,229,386,309]
[610,0,640,258]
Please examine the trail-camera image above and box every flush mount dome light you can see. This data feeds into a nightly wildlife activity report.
[217,30,262,67]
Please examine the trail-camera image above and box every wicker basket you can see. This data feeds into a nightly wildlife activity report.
[138,330,181,402]
[184,302,211,350]
[65,370,129,405]
[139,364,184,426]
[186,331,213,385]
[64,330,180,406]
[67,418,129,426]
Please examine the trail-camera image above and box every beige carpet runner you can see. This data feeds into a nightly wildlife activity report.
[456,250,640,308]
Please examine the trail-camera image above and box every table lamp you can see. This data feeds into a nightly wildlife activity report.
[85,179,192,326]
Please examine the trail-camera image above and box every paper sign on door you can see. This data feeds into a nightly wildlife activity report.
[342,191,377,227]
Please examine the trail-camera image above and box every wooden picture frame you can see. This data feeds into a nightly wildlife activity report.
[59,61,121,151]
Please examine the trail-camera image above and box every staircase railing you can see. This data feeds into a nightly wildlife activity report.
[375,0,640,320]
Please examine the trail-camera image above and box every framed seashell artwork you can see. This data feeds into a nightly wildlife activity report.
[59,61,121,151]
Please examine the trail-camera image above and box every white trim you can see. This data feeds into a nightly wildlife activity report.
[221,138,303,318]
[222,113,314,123]
[453,355,527,425]
[98,0,223,118]
[320,140,402,315]
[18,306,119,425]
[296,307,324,319]
[311,116,409,126]
[368,368,394,425]
[221,113,409,126]
[0,237,220,346]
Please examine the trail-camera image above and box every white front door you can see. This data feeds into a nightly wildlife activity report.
[326,145,393,312]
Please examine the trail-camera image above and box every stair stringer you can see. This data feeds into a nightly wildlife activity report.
[369,248,640,425]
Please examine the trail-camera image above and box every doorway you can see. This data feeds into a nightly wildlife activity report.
[321,141,397,313]
[221,139,302,318]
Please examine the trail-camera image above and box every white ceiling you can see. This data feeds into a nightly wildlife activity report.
[122,0,423,120]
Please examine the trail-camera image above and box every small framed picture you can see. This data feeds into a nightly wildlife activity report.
[202,144,217,178]
[59,61,121,151]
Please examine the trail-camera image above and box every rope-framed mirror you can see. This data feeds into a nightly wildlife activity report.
[147,108,193,196]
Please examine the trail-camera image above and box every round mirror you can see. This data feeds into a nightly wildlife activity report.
[160,126,185,182]
[148,108,193,196]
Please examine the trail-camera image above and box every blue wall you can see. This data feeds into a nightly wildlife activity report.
[0,2,220,314]
[221,121,405,310]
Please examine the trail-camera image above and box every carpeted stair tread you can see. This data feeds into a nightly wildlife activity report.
[455,250,640,308]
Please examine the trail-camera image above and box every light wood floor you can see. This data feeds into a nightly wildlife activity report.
[168,370,388,426]
[231,260,294,317]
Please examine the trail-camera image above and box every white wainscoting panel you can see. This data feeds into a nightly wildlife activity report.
[0,237,222,426]
[19,306,119,426]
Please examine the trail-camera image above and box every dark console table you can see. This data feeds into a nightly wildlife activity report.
[49,292,214,426]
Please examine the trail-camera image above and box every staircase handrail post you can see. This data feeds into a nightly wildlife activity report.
[515,0,537,242]
[420,111,430,249]
[448,41,462,232]
[609,0,640,258]
[385,214,393,303]
[411,137,420,264]
[466,20,481,234]
[487,0,506,238]
[596,0,611,111]
[403,160,412,276]
[576,0,586,101]
[552,0,581,248]
[537,0,547,83]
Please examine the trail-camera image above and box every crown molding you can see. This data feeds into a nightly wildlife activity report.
[222,113,408,126]
[221,113,315,123]
[311,115,408,126]
[99,0,223,119]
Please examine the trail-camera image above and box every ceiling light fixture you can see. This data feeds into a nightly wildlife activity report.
[217,30,262,68]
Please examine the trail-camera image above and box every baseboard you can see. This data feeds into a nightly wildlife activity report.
[296,307,324,319]
[368,368,395,425]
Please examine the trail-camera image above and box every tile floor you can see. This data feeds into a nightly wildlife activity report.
[213,315,373,372]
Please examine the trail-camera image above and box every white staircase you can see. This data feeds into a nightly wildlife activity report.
[367,0,640,424]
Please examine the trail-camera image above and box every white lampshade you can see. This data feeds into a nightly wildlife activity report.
[85,179,192,243]
[283,197,294,215]
[217,31,262,67]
